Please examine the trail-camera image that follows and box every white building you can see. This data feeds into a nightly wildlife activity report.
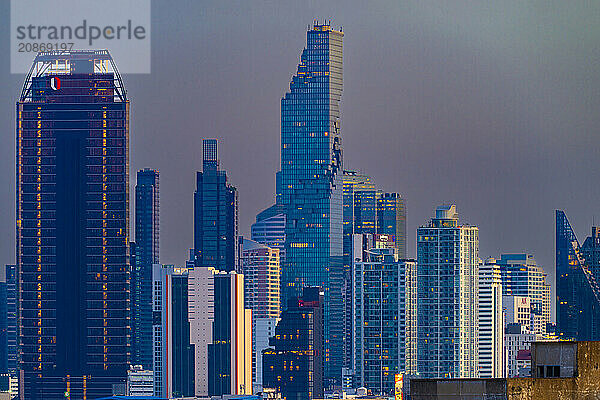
[478,259,504,378]
[504,295,532,331]
[417,205,479,378]
[127,365,154,397]
[188,265,216,397]
[504,323,535,377]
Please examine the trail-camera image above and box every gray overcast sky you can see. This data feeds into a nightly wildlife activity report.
[2,1,600,315]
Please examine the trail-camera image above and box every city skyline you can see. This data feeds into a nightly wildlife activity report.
[3,2,600,316]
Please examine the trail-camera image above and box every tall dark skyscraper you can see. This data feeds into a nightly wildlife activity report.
[132,168,159,369]
[556,210,600,340]
[194,139,238,271]
[16,51,129,399]
[4,265,17,376]
[263,287,324,400]
[276,22,344,386]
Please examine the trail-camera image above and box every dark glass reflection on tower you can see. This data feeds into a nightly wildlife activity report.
[194,139,238,271]
[556,210,600,340]
[276,22,344,386]
[16,50,129,399]
[132,168,159,369]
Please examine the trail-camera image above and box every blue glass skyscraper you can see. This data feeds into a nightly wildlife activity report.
[132,168,159,369]
[276,22,344,385]
[16,50,129,399]
[556,210,600,340]
[194,139,238,272]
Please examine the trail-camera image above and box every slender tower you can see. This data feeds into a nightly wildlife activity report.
[277,21,344,385]
[16,50,129,399]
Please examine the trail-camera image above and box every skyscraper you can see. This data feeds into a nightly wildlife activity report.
[353,247,417,394]
[556,210,600,340]
[416,205,479,378]
[194,139,238,272]
[497,254,551,335]
[263,287,324,400]
[478,259,504,378]
[251,204,286,263]
[277,22,344,385]
[152,264,195,398]
[16,50,129,399]
[4,265,16,377]
[132,168,159,370]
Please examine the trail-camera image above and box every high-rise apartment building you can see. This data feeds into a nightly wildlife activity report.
[1,265,16,377]
[194,139,238,271]
[341,171,406,370]
[263,287,324,400]
[353,247,417,394]
[16,50,129,399]
[504,323,535,378]
[241,238,281,319]
[416,205,479,378]
[497,254,551,335]
[208,271,253,396]
[241,238,281,387]
[152,264,195,398]
[556,210,600,340]
[132,168,159,370]
[276,22,344,385]
[478,259,504,378]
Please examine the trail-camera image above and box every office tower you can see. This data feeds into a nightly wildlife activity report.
[503,296,533,331]
[254,317,279,389]
[126,365,154,397]
[342,171,375,369]
[376,192,407,258]
[132,168,159,369]
[263,287,324,400]
[276,22,344,385]
[416,205,479,378]
[4,266,16,376]
[504,323,535,378]
[152,264,195,398]
[188,265,216,397]
[0,268,6,373]
[581,226,600,282]
[251,204,286,262]
[497,254,551,335]
[556,210,600,340]
[194,139,239,271]
[353,248,417,394]
[478,259,504,378]
[208,271,253,396]
[16,50,129,399]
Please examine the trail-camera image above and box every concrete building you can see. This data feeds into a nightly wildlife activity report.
[478,259,504,378]
[242,238,281,319]
[504,296,533,331]
[417,205,479,378]
[253,317,279,391]
[188,265,216,397]
[504,324,535,378]
[412,341,600,399]
[353,247,417,394]
[208,271,253,397]
[127,365,154,397]
[498,254,551,335]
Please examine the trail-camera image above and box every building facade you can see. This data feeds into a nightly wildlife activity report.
[556,210,600,340]
[498,254,551,335]
[251,204,286,263]
[504,323,535,378]
[16,50,129,399]
[127,365,154,397]
[132,168,159,370]
[416,205,479,378]
[263,287,324,400]
[478,260,504,378]
[152,264,195,398]
[208,271,253,397]
[353,248,417,394]
[194,139,238,272]
[276,22,344,385]
[242,238,281,319]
